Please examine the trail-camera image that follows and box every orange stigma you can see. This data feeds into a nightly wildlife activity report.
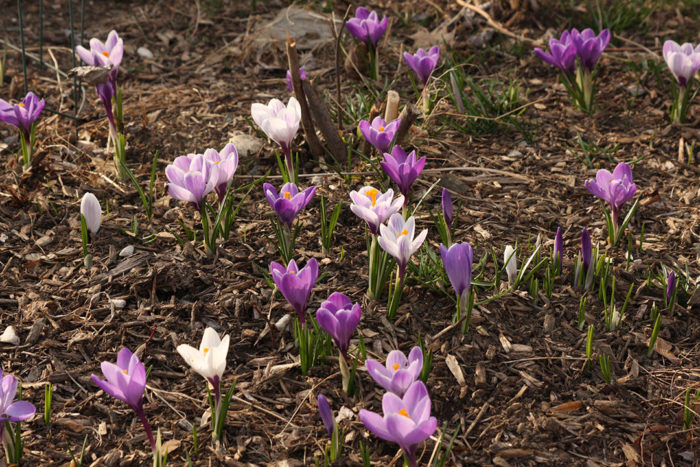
[102,51,110,58]
[215,160,221,164]
[18,103,25,108]
[283,191,292,200]
[397,229,408,238]
[379,126,386,131]
[398,408,410,418]
[203,348,209,355]
[365,188,379,206]
[122,369,128,375]
[392,363,400,371]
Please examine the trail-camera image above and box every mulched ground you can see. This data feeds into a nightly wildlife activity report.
[1,0,699,465]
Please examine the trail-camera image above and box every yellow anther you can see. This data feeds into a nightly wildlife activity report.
[379,126,386,131]
[365,188,379,206]
[18,103,25,108]
[122,369,128,375]
[392,363,400,371]
[102,51,110,58]
[398,408,410,418]
[397,229,408,238]
[215,160,221,164]
[283,191,292,200]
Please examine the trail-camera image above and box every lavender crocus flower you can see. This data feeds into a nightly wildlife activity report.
[316,292,361,357]
[441,188,453,229]
[359,116,401,154]
[365,346,423,397]
[285,68,307,92]
[345,7,388,48]
[662,40,700,87]
[0,370,36,424]
[165,153,220,210]
[349,186,404,235]
[317,394,334,437]
[666,270,677,305]
[534,30,577,74]
[0,92,45,139]
[92,347,155,451]
[204,144,238,202]
[270,258,319,325]
[553,227,563,267]
[403,46,440,85]
[584,162,637,227]
[570,28,611,72]
[359,380,437,467]
[381,146,426,198]
[581,228,592,275]
[440,243,473,301]
[378,213,428,279]
[263,182,316,226]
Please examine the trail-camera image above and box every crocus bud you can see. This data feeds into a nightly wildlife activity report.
[80,192,102,234]
[553,227,563,267]
[581,228,592,274]
[441,188,453,229]
[317,394,334,438]
[504,245,517,284]
[666,271,677,304]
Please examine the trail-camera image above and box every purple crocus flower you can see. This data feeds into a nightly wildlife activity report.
[165,153,220,210]
[570,28,611,72]
[365,346,423,397]
[377,214,428,279]
[0,92,45,139]
[381,146,426,197]
[553,227,563,267]
[581,228,592,275]
[534,30,577,74]
[403,46,440,85]
[204,143,239,203]
[663,40,700,87]
[359,116,401,154]
[666,270,677,304]
[440,242,473,300]
[359,380,437,467]
[316,292,361,357]
[317,394,334,437]
[263,182,316,226]
[441,188,453,229]
[345,7,388,48]
[91,347,155,451]
[584,162,637,227]
[269,258,319,325]
[285,67,307,92]
[0,370,36,423]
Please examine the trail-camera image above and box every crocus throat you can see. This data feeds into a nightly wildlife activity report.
[122,369,128,375]
[366,188,379,206]
[102,51,110,58]
[398,408,410,418]
[283,191,292,200]
[203,348,209,355]
[186,170,193,174]
[397,229,408,238]
[379,126,385,131]
[392,363,400,371]
[215,160,221,165]
[18,103,25,108]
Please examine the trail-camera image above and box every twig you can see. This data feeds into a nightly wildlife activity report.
[331,6,352,132]
[455,0,534,45]
[394,104,420,146]
[302,80,346,163]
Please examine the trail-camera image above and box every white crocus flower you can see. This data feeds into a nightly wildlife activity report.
[250,97,301,154]
[80,192,102,234]
[349,186,404,235]
[377,213,427,277]
[504,245,517,285]
[177,327,229,391]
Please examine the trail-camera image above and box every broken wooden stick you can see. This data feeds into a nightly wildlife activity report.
[302,80,347,164]
[394,104,420,147]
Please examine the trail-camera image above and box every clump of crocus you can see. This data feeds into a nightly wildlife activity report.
[285,67,307,93]
[350,186,404,300]
[166,153,219,211]
[0,370,36,465]
[575,228,595,290]
[204,143,239,202]
[91,348,158,456]
[251,97,301,182]
[0,92,45,168]
[345,7,388,80]
[366,347,423,397]
[504,245,517,285]
[381,145,426,204]
[176,327,234,442]
[359,380,437,467]
[584,162,638,244]
[264,182,316,263]
[440,242,474,325]
[534,28,610,113]
[269,258,319,326]
[359,116,401,154]
[316,292,361,392]
[76,31,127,176]
[378,213,428,319]
[662,40,700,123]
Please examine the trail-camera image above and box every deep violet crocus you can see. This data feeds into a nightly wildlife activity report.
[365,346,423,397]
[553,227,563,269]
[403,46,440,85]
[440,242,473,310]
[345,7,388,49]
[359,116,401,154]
[285,68,307,93]
[381,146,426,198]
[316,292,361,357]
[165,153,220,210]
[204,143,239,202]
[534,30,577,74]
[359,380,437,467]
[270,258,319,325]
[666,270,677,306]
[584,162,637,230]
[441,188,453,229]
[91,347,155,451]
[0,92,45,167]
[263,182,316,226]
[581,228,592,275]
[570,28,611,72]
[317,394,334,438]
